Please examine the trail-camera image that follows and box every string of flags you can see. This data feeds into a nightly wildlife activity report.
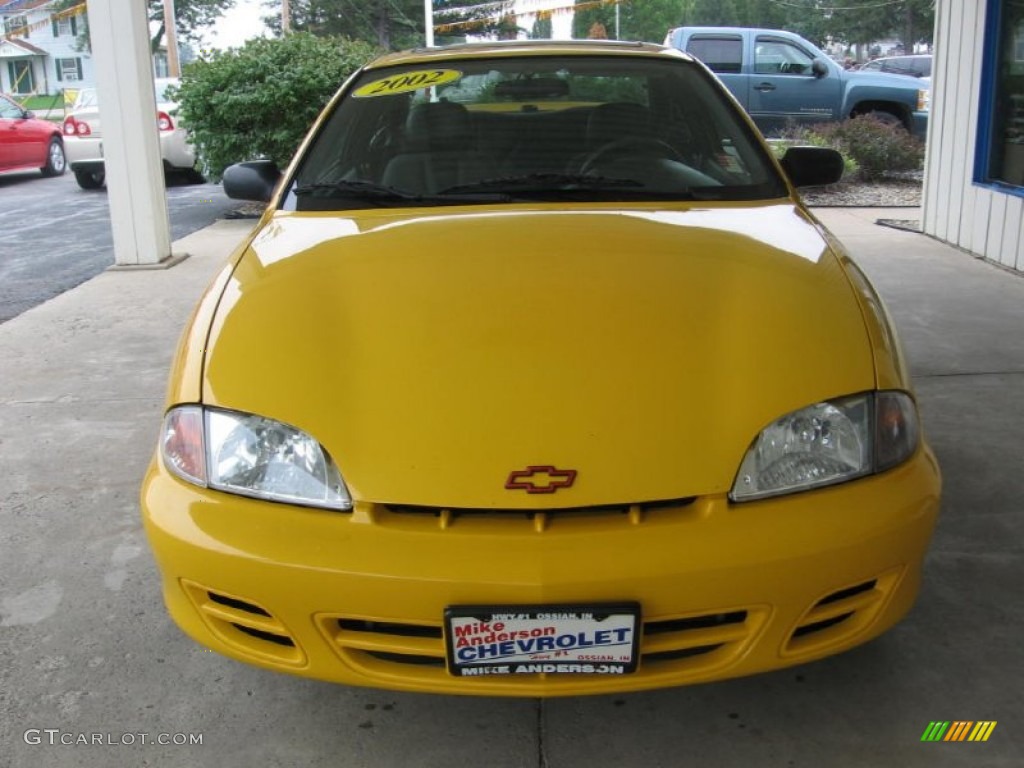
[432,0,622,34]
[3,2,87,40]
[3,2,618,43]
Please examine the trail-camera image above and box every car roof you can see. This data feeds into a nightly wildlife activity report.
[365,39,690,70]
[875,54,931,62]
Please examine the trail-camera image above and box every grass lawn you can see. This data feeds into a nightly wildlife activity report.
[15,93,68,111]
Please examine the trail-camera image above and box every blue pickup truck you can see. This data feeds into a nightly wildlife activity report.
[665,27,929,138]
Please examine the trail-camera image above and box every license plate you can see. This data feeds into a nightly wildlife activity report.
[445,603,640,676]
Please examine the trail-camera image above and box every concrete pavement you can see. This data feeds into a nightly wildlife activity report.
[1,208,1022,767]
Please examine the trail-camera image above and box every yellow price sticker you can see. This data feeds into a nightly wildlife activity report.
[353,69,462,98]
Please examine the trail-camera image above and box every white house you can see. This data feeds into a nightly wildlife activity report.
[922,0,1024,275]
[0,0,92,96]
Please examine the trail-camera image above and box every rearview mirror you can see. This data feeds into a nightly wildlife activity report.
[494,77,569,100]
[223,160,281,202]
[780,146,845,187]
[811,59,828,78]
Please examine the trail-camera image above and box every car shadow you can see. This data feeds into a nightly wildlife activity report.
[0,170,49,187]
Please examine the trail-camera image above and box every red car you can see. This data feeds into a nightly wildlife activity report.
[0,93,66,177]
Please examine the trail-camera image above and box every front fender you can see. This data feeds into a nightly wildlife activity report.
[840,73,923,119]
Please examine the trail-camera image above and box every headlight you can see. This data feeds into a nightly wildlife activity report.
[731,391,919,502]
[917,89,929,112]
[160,406,351,510]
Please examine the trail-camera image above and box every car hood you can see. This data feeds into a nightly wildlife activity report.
[844,70,928,90]
[202,203,874,507]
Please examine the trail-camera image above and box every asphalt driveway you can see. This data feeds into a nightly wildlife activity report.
[0,170,239,323]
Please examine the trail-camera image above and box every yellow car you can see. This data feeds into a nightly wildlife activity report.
[141,41,940,696]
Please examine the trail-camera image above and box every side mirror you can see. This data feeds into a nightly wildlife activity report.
[780,146,845,187]
[811,59,829,78]
[223,160,280,202]
[23,109,35,119]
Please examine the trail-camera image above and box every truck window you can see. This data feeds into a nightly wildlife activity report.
[753,38,816,76]
[686,36,743,74]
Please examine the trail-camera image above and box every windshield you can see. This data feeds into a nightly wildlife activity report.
[286,54,786,210]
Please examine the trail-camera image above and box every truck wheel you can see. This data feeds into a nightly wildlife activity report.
[75,169,106,190]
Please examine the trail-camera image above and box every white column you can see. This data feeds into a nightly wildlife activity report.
[86,0,175,268]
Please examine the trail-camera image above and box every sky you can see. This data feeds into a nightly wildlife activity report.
[201,0,272,52]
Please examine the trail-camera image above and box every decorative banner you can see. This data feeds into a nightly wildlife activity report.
[434,0,624,34]
[5,3,87,39]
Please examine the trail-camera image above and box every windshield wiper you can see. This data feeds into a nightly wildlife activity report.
[294,180,417,199]
[440,173,645,195]
[292,179,508,205]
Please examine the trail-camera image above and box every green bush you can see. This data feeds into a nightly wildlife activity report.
[775,122,859,179]
[777,115,924,182]
[826,114,925,180]
[174,34,380,179]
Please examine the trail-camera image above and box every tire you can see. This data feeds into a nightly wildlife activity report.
[41,137,66,177]
[74,168,106,190]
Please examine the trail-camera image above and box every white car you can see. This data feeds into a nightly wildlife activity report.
[62,78,202,189]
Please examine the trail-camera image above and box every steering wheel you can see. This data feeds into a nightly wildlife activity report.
[579,137,684,175]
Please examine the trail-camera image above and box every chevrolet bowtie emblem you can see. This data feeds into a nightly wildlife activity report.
[505,465,577,494]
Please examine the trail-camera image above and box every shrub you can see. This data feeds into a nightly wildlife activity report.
[775,122,859,179]
[778,115,924,182]
[828,114,925,180]
[174,34,380,179]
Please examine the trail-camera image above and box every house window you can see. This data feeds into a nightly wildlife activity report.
[57,57,83,82]
[57,15,77,36]
[7,60,35,94]
[4,14,28,37]
[52,12,78,38]
[978,0,1024,188]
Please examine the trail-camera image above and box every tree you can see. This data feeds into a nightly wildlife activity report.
[268,0,424,49]
[684,0,739,26]
[530,12,552,40]
[901,0,936,51]
[752,1,936,49]
[665,0,934,51]
[619,0,689,43]
[150,0,235,52]
[570,0,699,45]
[55,0,236,54]
[572,2,614,41]
[734,0,791,29]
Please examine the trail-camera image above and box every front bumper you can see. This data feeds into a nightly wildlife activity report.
[911,111,929,140]
[141,446,940,697]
